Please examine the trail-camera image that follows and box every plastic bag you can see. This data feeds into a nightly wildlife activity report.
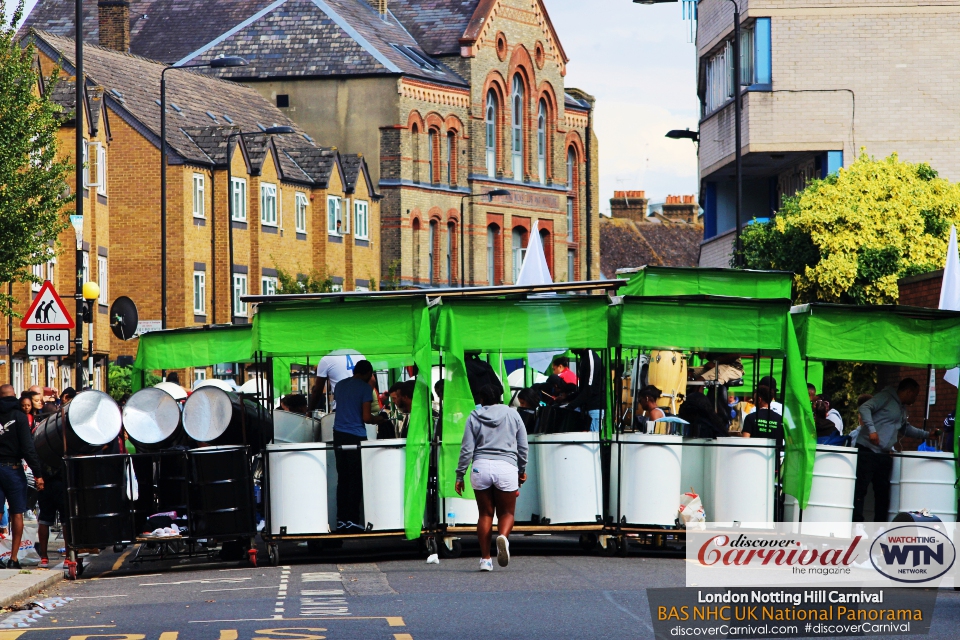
[679,492,706,530]
[0,522,43,566]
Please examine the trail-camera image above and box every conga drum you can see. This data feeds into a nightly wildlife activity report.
[646,350,687,414]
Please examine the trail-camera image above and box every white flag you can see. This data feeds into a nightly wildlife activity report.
[940,226,960,387]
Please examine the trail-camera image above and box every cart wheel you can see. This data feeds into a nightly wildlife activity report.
[268,544,279,567]
[438,537,462,559]
[579,533,599,552]
[307,540,324,554]
[426,536,438,556]
[248,548,258,567]
[598,536,618,557]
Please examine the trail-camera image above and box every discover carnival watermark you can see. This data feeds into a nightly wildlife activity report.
[686,522,958,588]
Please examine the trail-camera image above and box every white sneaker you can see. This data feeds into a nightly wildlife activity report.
[479,558,493,572]
[496,535,510,567]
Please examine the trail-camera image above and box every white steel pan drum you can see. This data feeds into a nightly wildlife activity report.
[647,350,687,413]
[122,387,184,451]
[181,386,269,451]
[34,390,123,468]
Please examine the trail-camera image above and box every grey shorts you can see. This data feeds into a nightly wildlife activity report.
[470,459,519,492]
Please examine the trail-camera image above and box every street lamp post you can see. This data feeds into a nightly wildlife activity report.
[459,189,510,287]
[727,0,744,267]
[160,56,247,330]
[225,126,295,323]
[74,0,84,387]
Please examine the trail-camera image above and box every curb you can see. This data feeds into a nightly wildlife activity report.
[0,571,63,609]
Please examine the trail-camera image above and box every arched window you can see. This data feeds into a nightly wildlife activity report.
[447,131,456,185]
[428,220,437,284]
[566,148,577,242]
[487,224,500,285]
[539,227,551,276]
[412,218,421,280]
[485,91,497,178]
[537,100,547,185]
[511,75,524,180]
[411,123,420,183]
[512,226,527,282]
[446,221,456,285]
[428,130,437,183]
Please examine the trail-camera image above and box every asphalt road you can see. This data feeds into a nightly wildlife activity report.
[3,535,960,640]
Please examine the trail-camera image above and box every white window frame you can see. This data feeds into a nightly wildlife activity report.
[511,75,524,180]
[47,359,56,386]
[194,369,207,384]
[705,41,734,114]
[260,183,278,226]
[12,360,23,395]
[193,271,206,315]
[82,141,89,188]
[537,100,547,185]
[97,255,108,305]
[568,248,576,282]
[29,359,39,387]
[46,257,55,283]
[487,225,497,286]
[60,365,71,393]
[192,173,205,219]
[354,200,369,240]
[233,273,248,317]
[512,228,526,282]
[231,177,247,222]
[261,275,278,297]
[96,143,107,196]
[295,192,308,234]
[485,91,497,178]
[327,196,342,235]
[31,263,43,291]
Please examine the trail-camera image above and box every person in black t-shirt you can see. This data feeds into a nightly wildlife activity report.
[741,385,783,440]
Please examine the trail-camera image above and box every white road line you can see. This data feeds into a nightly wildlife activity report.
[72,595,129,599]
[200,586,278,593]
[273,566,290,619]
[141,578,252,586]
[299,570,351,617]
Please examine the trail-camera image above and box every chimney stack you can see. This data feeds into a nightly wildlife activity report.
[378,0,388,19]
[98,0,131,53]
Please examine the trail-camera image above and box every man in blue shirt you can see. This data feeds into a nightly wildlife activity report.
[332,360,386,532]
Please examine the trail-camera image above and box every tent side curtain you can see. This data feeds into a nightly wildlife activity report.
[442,296,611,353]
[132,325,254,391]
[619,267,793,299]
[792,303,960,367]
[617,297,792,356]
[251,298,425,359]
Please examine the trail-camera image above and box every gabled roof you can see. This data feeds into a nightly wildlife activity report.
[43,75,110,136]
[386,0,480,56]
[22,0,466,86]
[600,217,703,278]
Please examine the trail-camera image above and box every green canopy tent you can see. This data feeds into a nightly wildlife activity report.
[613,295,817,510]
[791,303,960,455]
[430,293,615,502]
[617,266,793,299]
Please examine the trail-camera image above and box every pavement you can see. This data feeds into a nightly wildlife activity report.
[0,534,956,638]
[0,569,62,609]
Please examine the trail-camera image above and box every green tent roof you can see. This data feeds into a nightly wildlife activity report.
[791,303,960,367]
[617,266,793,299]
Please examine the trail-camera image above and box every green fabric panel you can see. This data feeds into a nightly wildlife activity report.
[781,315,818,509]
[738,359,824,395]
[445,297,610,352]
[252,299,418,358]
[618,298,789,355]
[435,305,478,500]
[792,304,960,367]
[619,267,793,299]
[403,306,434,539]
[131,326,253,392]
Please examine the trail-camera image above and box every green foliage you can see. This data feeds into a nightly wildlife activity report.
[0,1,74,315]
[275,266,334,293]
[108,364,160,402]
[380,259,402,291]
[740,152,960,305]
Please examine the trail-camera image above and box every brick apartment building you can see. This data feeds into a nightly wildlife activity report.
[23,0,600,287]
[694,0,960,267]
[0,30,377,392]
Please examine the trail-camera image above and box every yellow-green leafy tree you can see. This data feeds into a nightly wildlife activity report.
[741,152,960,424]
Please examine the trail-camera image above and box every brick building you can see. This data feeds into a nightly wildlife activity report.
[23,0,600,287]
[693,0,960,266]
[0,30,377,391]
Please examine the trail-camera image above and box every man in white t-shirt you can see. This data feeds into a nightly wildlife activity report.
[309,353,366,411]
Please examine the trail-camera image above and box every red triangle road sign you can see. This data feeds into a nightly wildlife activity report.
[20,280,75,329]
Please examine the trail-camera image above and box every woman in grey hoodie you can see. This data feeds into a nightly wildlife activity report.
[455,384,529,571]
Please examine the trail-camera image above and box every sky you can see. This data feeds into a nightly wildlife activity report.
[13,0,701,212]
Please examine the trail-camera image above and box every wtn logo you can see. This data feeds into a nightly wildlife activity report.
[880,543,943,567]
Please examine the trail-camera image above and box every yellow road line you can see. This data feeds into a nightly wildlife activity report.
[189,616,405,624]
[111,548,133,572]
[0,625,117,637]
[394,635,414,640]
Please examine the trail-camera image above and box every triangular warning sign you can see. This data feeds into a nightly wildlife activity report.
[21,281,75,329]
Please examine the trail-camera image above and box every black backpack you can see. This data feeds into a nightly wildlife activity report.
[464,354,503,404]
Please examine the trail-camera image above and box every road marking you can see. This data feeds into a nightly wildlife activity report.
[201,586,277,593]
[299,570,351,617]
[188,616,404,624]
[0,626,117,637]
[111,549,132,572]
[394,635,414,640]
[141,578,252,586]
[72,595,128,599]
[274,566,290,619]
[337,563,397,597]
[300,572,340,582]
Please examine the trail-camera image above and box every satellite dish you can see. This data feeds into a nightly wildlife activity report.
[110,296,139,340]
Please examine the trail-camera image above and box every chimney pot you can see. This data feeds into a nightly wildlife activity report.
[378,0,388,18]
[98,0,131,53]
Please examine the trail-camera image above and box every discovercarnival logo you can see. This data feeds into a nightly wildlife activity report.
[697,533,862,570]
[869,526,956,584]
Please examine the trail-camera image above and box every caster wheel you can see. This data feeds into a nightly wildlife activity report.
[248,548,258,567]
[438,538,462,559]
[616,536,628,558]
[76,560,85,577]
[598,536,618,557]
[268,544,279,567]
[64,562,76,580]
[579,533,598,552]
[425,536,438,556]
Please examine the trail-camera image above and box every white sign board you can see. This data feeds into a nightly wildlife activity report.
[27,329,69,356]
[135,320,162,336]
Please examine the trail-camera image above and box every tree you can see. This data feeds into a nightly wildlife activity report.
[741,152,960,424]
[0,1,74,315]
[107,365,160,402]
[275,267,334,294]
